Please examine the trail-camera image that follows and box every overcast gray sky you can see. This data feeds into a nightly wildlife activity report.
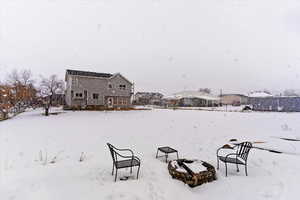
[0,0,299,94]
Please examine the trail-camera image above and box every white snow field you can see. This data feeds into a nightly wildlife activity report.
[1,108,300,200]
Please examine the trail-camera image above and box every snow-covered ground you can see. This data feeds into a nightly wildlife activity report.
[1,108,300,200]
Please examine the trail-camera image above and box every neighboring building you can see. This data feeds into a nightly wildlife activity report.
[134,92,164,105]
[163,91,220,107]
[65,69,133,109]
[220,94,248,106]
[248,96,300,112]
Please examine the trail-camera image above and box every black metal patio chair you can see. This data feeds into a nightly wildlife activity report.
[107,143,141,182]
[216,142,252,176]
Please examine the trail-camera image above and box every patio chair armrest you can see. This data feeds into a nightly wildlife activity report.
[115,151,134,158]
[225,153,238,161]
[217,145,235,156]
[133,156,141,163]
[115,147,134,155]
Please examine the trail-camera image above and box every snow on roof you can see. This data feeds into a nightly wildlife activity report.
[248,92,273,98]
[164,90,220,101]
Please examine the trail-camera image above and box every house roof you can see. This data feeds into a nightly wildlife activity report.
[220,94,248,97]
[248,92,273,98]
[164,90,220,101]
[65,69,133,85]
[66,69,113,78]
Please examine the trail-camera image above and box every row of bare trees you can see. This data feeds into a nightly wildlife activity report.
[0,69,64,119]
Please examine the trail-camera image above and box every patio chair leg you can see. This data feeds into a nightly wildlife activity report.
[236,163,239,172]
[114,169,118,182]
[217,158,219,170]
[165,153,168,163]
[130,166,133,174]
[245,165,248,176]
[225,162,228,177]
[112,165,114,175]
[156,149,159,158]
[176,152,179,159]
[137,165,140,179]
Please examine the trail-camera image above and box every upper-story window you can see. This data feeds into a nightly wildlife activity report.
[74,93,83,99]
[119,85,126,90]
[108,84,113,89]
[76,93,83,97]
[93,93,99,99]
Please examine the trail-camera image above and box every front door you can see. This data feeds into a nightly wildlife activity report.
[107,97,114,108]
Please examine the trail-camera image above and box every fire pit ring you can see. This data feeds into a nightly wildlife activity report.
[168,159,217,188]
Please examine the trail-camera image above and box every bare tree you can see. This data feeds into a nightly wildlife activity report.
[0,84,12,119]
[39,74,64,116]
[20,69,34,86]
[6,69,20,86]
[5,69,37,112]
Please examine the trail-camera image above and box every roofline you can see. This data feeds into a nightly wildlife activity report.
[65,69,113,80]
[220,94,248,97]
[109,73,133,85]
[65,70,133,85]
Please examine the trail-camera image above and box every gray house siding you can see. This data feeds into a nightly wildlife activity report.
[65,76,72,106]
[70,76,107,106]
[65,70,133,109]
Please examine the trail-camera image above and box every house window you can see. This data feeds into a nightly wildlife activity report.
[119,85,126,90]
[75,93,83,98]
[108,84,113,89]
[93,93,99,99]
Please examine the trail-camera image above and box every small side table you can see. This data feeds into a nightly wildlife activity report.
[156,146,179,163]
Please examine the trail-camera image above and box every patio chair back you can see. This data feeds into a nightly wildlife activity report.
[106,143,141,181]
[236,142,252,162]
[107,143,117,163]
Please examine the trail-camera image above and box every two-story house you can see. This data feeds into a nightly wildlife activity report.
[65,69,133,109]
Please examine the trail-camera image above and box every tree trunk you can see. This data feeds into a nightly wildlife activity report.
[45,107,49,116]
[44,94,53,116]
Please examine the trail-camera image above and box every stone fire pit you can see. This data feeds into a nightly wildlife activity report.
[168,159,217,188]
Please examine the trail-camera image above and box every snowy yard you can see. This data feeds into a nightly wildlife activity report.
[1,108,300,200]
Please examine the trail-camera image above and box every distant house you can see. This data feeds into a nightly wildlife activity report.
[65,69,133,109]
[134,92,164,105]
[163,91,220,107]
[220,94,248,106]
[248,96,300,112]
